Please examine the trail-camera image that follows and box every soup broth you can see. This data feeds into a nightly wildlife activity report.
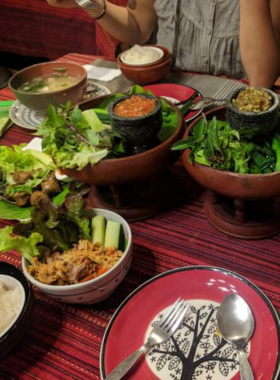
[18,72,80,93]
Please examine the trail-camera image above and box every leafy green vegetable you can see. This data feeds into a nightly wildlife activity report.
[36,104,111,170]
[130,84,154,96]
[0,101,13,137]
[172,115,280,174]
[52,184,70,205]
[179,91,199,117]
[64,193,91,239]
[55,145,108,170]
[82,109,108,133]
[0,201,34,221]
[272,135,280,172]
[0,226,43,263]
[0,144,54,176]
[36,85,180,171]
[3,190,91,262]
[0,144,57,207]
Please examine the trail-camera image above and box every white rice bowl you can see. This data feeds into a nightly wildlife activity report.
[120,45,164,66]
[0,275,25,339]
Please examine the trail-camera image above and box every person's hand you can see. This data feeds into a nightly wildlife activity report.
[46,0,78,8]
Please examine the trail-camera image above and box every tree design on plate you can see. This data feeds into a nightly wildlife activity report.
[146,300,250,380]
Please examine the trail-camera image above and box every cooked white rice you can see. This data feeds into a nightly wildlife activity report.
[0,280,23,335]
[123,45,161,64]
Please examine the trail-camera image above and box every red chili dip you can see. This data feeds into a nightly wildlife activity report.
[114,95,156,117]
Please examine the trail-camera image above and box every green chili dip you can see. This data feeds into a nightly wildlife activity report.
[232,87,272,113]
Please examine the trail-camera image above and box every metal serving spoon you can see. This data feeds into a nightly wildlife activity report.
[176,97,228,110]
[217,294,255,380]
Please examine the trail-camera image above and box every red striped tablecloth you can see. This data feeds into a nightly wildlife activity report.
[0,1,127,60]
[0,54,279,380]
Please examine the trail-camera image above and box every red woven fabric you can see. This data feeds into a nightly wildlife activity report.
[0,54,279,379]
[0,0,127,59]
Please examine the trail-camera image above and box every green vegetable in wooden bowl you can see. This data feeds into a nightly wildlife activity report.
[172,106,280,200]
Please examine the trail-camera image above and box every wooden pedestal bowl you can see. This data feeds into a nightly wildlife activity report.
[182,106,280,239]
[61,95,184,221]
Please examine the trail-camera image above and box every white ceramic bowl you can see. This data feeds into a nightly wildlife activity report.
[0,263,34,360]
[22,208,133,304]
[0,275,25,339]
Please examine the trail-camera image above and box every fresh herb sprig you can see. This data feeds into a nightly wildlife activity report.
[172,116,280,174]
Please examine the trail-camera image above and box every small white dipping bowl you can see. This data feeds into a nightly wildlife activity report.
[0,275,25,339]
[22,208,133,304]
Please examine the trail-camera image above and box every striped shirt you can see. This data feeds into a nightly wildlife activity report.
[154,0,245,78]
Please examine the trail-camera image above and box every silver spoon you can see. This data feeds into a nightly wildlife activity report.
[217,294,255,380]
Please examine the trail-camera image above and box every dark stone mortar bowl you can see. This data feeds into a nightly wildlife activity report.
[107,94,162,145]
[227,87,279,137]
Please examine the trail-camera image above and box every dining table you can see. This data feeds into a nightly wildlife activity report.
[0,53,280,380]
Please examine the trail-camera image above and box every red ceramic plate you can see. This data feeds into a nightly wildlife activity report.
[100,266,280,380]
[143,83,202,122]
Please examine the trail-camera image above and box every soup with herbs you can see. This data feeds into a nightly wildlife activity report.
[114,95,156,117]
[18,70,80,93]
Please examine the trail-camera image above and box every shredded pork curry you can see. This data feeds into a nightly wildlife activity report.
[28,240,123,285]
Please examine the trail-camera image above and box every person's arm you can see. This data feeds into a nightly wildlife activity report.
[46,0,157,45]
[240,0,280,88]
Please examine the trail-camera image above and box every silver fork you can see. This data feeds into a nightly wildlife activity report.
[175,97,228,110]
[105,298,189,380]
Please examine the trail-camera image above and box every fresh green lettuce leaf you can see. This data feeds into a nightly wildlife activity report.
[64,193,91,239]
[55,144,108,170]
[0,145,53,175]
[0,226,43,263]
[82,109,107,133]
[0,201,33,221]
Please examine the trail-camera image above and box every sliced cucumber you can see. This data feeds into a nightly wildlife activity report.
[104,221,121,249]
[91,215,106,245]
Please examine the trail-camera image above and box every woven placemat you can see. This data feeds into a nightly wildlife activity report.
[89,59,247,99]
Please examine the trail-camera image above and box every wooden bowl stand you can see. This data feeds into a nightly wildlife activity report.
[204,191,280,239]
[88,170,172,222]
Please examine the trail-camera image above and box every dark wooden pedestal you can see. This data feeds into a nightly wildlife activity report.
[88,171,172,222]
[204,191,280,239]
